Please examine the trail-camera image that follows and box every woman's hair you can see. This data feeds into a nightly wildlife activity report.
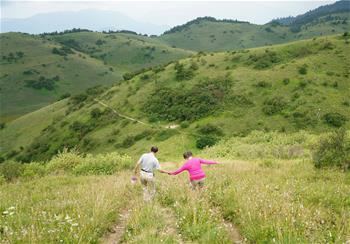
[151,146,158,153]
[183,151,193,159]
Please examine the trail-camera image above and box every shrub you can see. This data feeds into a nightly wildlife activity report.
[198,124,223,136]
[180,121,190,128]
[323,112,347,127]
[73,153,131,175]
[196,136,217,149]
[58,93,71,100]
[46,149,83,173]
[0,122,5,130]
[0,161,24,181]
[22,163,46,179]
[52,46,73,56]
[313,129,350,170]
[0,174,5,185]
[298,65,308,75]
[143,78,231,121]
[90,108,103,119]
[262,96,287,115]
[121,136,135,148]
[282,78,290,85]
[175,62,194,81]
[154,129,178,141]
[70,93,87,104]
[255,81,271,88]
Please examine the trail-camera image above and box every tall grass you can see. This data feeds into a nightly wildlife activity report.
[0,173,136,243]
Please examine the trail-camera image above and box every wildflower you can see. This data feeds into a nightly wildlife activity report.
[2,211,9,215]
[8,206,15,211]
[72,223,79,227]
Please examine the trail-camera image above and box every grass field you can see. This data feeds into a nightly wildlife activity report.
[1,131,349,243]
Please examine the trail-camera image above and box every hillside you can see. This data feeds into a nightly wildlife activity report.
[0,32,193,121]
[0,131,349,243]
[158,11,350,51]
[46,31,194,72]
[1,34,349,162]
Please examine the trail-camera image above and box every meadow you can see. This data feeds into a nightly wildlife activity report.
[1,130,349,243]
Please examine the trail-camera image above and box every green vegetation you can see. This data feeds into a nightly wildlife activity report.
[159,11,349,51]
[0,32,193,121]
[1,34,349,161]
[1,130,349,243]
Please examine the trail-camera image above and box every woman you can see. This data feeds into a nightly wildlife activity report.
[165,151,220,189]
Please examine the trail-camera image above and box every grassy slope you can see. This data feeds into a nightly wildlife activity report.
[0,32,193,121]
[1,143,349,243]
[0,33,121,121]
[158,13,350,51]
[1,34,349,161]
[49,32,194,73]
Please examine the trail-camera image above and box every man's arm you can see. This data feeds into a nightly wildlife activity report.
[133,159,141,176]
[168,163,188,175]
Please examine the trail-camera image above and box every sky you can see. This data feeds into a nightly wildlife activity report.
[1,0,336,26]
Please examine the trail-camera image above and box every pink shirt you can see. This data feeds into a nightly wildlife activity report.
[169,157,218,181]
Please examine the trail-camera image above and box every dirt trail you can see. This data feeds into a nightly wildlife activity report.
[222,219,244,244]
[158,205,185,244]
[101,208,131,244]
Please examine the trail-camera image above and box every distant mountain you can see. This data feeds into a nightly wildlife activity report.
[274,0,350,26]
[158,1,349,51]
[1,9,169,35]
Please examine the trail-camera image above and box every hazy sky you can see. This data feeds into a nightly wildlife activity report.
[1,1,336,25]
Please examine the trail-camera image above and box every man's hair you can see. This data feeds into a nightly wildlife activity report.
[151,146,158,153]
[183,151,193,159]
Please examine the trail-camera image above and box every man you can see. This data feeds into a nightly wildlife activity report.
[133,146,165,201]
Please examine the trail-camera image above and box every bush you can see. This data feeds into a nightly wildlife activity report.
[0,161,24,181]
[121,136,135,148]
[282,78,290,85]
[255,81,271,88]
[46,149,83,173]
[0,122,5,130]
[298,65,308,75]
[313,129,350,170]
[198,124,223,136]
[262,96,287,115]
[174,62,194,81]
[180,121,190,128]
[58,93,71,100]
[73,153,131,175]
[143,78,231,121]
[52,46,73,56]
[90,108,103,119]
[196,136,217,149]
[22,163,46,179]
[323,112,347,127]
[154,129,178,141]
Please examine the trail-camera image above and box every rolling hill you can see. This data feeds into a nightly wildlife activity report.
[1,34,349,162]
[0,32,193,121]
[158,1,350,51]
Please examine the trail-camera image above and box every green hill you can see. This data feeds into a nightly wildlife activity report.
[0,32,193,121]
[47,31,194,72]
[1,34,349,162]
[158,12,349,51]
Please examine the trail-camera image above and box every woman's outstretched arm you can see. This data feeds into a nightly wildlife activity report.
[199,158,219,165]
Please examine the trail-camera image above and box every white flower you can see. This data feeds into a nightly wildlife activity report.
[72,223,79,227]
[2,211,9,215]
[8,206,15,211]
